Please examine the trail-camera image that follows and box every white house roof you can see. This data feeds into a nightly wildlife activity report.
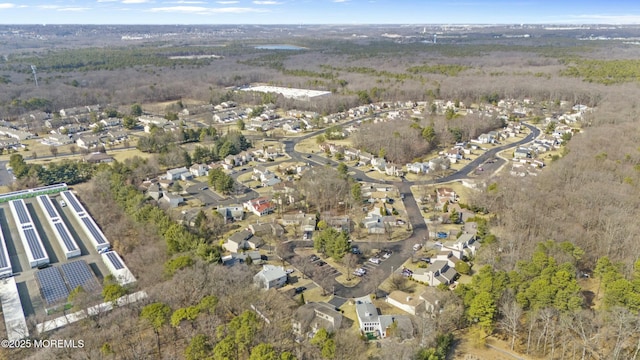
[258,265,287,282]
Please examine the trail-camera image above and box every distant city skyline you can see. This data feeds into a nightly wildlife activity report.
[0,1,639,25]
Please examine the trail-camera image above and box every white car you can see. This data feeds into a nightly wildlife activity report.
[60,200,67,207]
[369,257,381,264]
[412,244,422,251]
[285,269,295,275]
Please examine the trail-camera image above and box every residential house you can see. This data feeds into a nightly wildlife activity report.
[60,124,86,134]
[412,260,458,287]
[161,192,183,208]
[384,163,403,177]
[83,152,114,164]
[158,179,173,189]
[513,147,531,159]
[147,183,162,201]
[76,135,101,149]
[138,115,169,127]
[406,162,430,174]
[249,223,284,238]
[358,152,374,165]
[223,229,263,253]
[363,210,396,235]
[254,265,288,290]
[47,133,74,146]
[189,163,209,177]
[283,121,301,133]
[244,197,276,217]
[293,302,345,336]
[445,148,463,163]
[371,157,387,172]
[435,187,457,211]
[386,291,426,316]
[252,167,281,187]
[281,213,317,232]
[419,288,443,314]
[0,127,34,141]
[108,130,128,142]
[100,118,122,128]
[323,215,350,233]
[166,167,191,181]
[428,157,449,171]
[355,296,396,338]
[216,205,244,223]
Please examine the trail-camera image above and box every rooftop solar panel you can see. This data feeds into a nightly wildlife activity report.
[54,222,77,252]
[12,200,31,224]
[24,228,46,260]
[60,261,99,293]
[105,252,124,270]
[39,196,58,219]
[81,217,106,244]
[0,239,8,269]
[63,192,83,213]
[36,267,69,306]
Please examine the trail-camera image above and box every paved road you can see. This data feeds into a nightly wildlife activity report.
[281,121,540,298]
[0,161,15,186]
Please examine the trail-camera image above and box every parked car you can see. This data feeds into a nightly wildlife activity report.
[353,268,367,276]
[351,247,362,255]
[285,269,295,275]
[421,257,431,264]
[294,287,306,294]
[98,247,112,254]
[412,244,422,251]
[306,154,312,158]
[382,252,392,259]
[369,257,381,264]
[436,232,448,239]
[315,261,326,267]
[309,255,319,262]
[60,200,67,207]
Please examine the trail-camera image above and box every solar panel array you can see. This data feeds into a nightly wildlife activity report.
[36,267,70,306]
[81,217,107,244]
[62,191,109,251]
[105,252,124,270]
[0,225,9,270]
[36,195,80,259]
[62,191,83,214]
[39,196,58,219]
[24,228,46,260]
[54,222,77,252]
[60,261,99,292]
[13,200,31,224]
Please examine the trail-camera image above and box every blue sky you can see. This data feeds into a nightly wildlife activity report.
[1,1,639,25]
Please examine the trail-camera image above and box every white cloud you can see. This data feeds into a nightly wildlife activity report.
[170,0,206,3]
[97,0,118,3]
[149,6,268,14]
[58,7,90,11]
[122,0,152,4]
[333,0,349,3]
[37,5,62,9]
[253,1,282,4]
[563,14,640,24]
[217,1,239,3]
[0,2,15,8]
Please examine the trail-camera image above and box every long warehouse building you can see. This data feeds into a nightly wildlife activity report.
[36,195,81,259]
[9,199,49,268]
[101,251,136,286]
[0,220,12,277]
[60,191,110,252]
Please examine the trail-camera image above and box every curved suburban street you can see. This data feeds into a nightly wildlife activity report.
[276,117,541,299]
